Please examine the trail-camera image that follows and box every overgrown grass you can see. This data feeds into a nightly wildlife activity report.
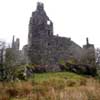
[0,72,100,100]
[33,72,84,83]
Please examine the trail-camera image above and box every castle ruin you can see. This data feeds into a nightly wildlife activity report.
[27,2,87,65]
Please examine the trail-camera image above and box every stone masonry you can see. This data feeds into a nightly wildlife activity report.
[27,2,83,65]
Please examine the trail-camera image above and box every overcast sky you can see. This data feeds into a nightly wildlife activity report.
[0,0,100,49]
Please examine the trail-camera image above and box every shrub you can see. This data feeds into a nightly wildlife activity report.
[80,78,87,86]
[66,79,76,87]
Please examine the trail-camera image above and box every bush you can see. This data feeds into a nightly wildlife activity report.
[66,79,76,87]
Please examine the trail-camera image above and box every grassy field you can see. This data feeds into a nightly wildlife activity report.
[0,72,100,100]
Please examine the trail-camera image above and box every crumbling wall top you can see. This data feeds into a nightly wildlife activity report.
[37,2,44,11]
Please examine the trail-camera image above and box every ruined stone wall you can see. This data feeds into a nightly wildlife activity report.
[82,44,95,65]
[27,2,83,65]
[5,36,21,66]
[28,34,82,65]
[27,2,95,66]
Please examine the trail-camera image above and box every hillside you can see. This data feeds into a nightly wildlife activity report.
[0,72,100,100]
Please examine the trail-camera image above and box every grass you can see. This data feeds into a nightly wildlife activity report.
[32,72,84,83]
[0,72,100,100]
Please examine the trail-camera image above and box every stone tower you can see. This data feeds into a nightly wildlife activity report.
[28,2,53,45]
[28,2,54,64]
[12,36,20,50]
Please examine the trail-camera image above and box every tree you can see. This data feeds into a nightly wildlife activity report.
[0,41,6,80]
[0,41,17,81]
[0,41,5,64]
